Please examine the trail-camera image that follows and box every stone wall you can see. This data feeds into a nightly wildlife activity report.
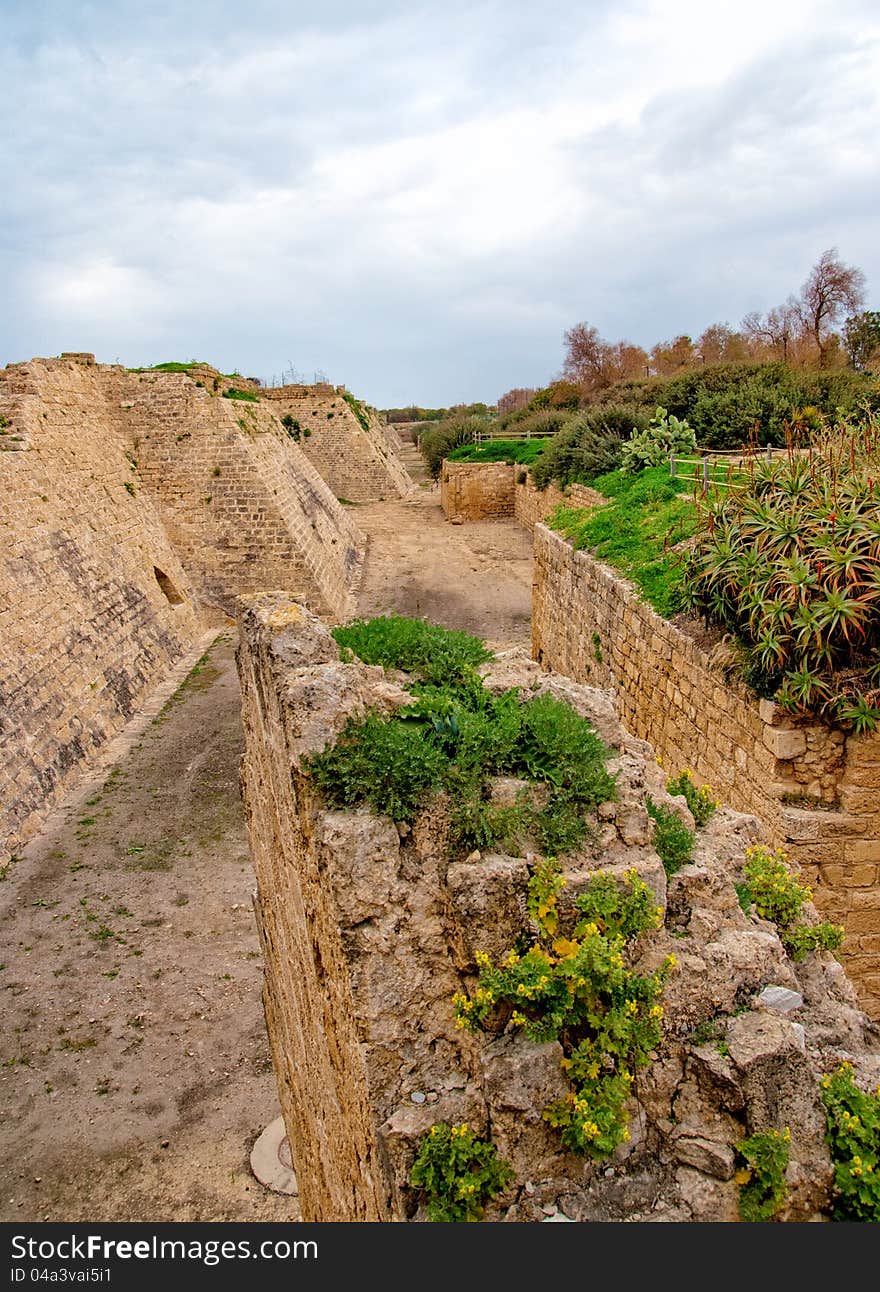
[262,385,412,502]
[237,595,880,1222]
[439,460,604,526]
[0,357,368,860]
[0,358,202,857]
[440,460,515,520]
[110,371,365,620]
[514,471,605,531]
[532,523,880,1016]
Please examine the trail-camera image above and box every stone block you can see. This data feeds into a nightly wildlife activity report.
[762,727,807,760]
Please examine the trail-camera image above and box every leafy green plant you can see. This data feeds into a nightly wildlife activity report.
[820,1063,880,1220]
[332,616,491,688]
[734,1127,790,1221]
[342,390,371,433]
[738,844,843,961]
[665,769,719,827]
[529,406,640,490]
[281,413,302,440]
[222,387,259,402]
[646,797,694,875]
[310,619,616,852]
[456,867,672,1157]
[410,1123,513,1221]
[620,406,696,473]
[123,481,136,497]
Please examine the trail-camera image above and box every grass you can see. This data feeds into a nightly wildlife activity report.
[547,465,718,617]
[447,438,550,466]
[222,387,260,402]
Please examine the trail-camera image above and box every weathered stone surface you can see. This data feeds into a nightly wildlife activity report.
[757,985,804,1013]
[238,601,880,1222]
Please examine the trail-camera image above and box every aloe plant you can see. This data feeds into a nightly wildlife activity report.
[682,417,880,731]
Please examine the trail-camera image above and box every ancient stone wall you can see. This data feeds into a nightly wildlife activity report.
[0,358,202,856]
[440,460,603,526]
[1,356,368,860]
[237,595,880,1222]
[109,371,365,619]
[262,385,412,502]
[440,460,515,520]
[532,523,880,1016]
[514,471,604,531]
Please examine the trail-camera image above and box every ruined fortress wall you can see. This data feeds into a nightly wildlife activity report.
[111,373,365,619]
[237,596,876,1222]
[262,385,412,502]
[0,359,202,857]
[532,523,880,1016]
[440,460,515,520]
[514,472,604,531]
[440,461,604,525]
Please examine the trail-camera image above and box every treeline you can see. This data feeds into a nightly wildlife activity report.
[384,402,492,424]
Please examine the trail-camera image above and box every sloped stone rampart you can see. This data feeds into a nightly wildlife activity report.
[0,359,202,856]
[262,385,412,502]
[532,523,880,1017]
[109,371,365,619]
[1,357,367,859]
[236,595,880,1222]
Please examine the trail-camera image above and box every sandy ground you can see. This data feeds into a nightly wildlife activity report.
[0,475,533,1222]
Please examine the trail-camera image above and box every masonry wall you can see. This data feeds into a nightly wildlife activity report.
[0,358,202,857]
[110,372,365,619]
[532,523,880,1016]
[440,461,604,525]
[262,385,412,502]
[237,596,878,1222]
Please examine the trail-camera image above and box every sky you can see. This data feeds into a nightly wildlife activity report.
[2,0,878,407]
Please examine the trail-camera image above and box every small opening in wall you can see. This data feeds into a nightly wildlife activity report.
[154,567,185,605]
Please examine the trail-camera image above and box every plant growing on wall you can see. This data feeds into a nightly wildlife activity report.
[736,845,843,961]
[734,1127,790,1221]
[455,865,674,1157]
[820,1063,880,1221]
[409,1123,513,1221]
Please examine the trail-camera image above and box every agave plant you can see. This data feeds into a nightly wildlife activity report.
[682,417,880,731]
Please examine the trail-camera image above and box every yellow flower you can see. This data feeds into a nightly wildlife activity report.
[734,1168,752,1186]
[649,1004,664,1019]
[475,950,491,969]
[625,999,638,1015]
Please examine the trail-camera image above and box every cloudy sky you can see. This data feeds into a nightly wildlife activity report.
[2,0,878,406]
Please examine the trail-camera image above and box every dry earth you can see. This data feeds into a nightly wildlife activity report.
[0,478,533,1221]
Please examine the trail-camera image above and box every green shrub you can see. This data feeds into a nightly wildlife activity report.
[593,362,880,449]
[739,844,843,961]
[332,616,491,687]
[646,798,694,874]
[310,618,617,851]
[735,1128,790,1221]
[410,1123,513,1221]
[342,390,371,433]
[456,867,673,1157]
[681,420,880,730]
[222,387,259,402]
[665,769,719,827]
[821,1063,880,1221]
[419,415,491,478]
[529,406,636,490]
[620,406,696,472]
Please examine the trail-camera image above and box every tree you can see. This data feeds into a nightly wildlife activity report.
[742,298,802,362]
[562,323,647,393]
[798,248,866,367]
[696,323,750,365]
[842,310,880,370]
[497,387,537,414]
[650,334,694,377]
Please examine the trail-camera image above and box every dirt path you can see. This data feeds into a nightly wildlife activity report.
[353,485,534,648]
[0,472,534,1222]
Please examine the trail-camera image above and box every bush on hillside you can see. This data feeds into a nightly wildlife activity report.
[419,415,489,477]
[593,362,880,449]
